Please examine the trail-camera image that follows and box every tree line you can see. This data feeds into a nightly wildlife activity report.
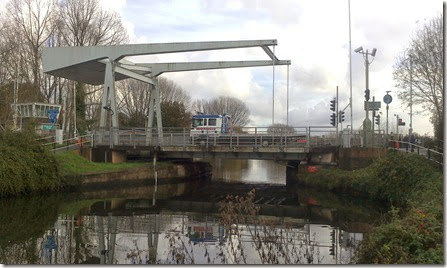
[0,0,250,135]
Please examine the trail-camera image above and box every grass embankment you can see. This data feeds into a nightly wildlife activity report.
[56,150,147,176]
[301,152,443,264]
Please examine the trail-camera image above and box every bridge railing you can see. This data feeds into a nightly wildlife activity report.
[39,133,93,153]
[93,126,350,149]
[389,139,443,166]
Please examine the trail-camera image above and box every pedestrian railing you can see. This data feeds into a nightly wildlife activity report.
[389,139,443,166]
[41,134,93,153]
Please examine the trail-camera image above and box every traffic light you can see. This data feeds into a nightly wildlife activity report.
[338,111,345,123]
[399,118,405,126]
[330,98,336,111]
[375,115,380,125]
[330,113,336,126]
[364,89,370,101]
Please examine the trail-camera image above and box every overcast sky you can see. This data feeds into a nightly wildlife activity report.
[1,0,443,135]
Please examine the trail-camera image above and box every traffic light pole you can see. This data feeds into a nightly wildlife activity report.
[336,86,339,146]
[372,96,375,145]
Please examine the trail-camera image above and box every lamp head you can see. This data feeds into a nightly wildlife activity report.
[354,46,363,53]
[371,48,377,57]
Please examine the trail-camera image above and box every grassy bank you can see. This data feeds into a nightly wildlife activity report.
[56,150,147,176]
[300,152,443,264]
[0,131,61,197]
[0,130,150,197]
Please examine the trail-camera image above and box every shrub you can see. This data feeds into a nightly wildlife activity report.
[300,151,443,264]
[0,131,60,197]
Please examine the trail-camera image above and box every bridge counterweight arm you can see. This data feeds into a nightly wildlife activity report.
[138,60,291,77]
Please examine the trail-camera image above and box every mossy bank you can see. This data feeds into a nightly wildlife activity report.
[299,152,443,264]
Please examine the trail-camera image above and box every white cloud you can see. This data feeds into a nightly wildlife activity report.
[112,0,442,135]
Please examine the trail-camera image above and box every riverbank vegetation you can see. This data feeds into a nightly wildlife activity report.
[0,131,61,197]
[300,152,443,264]
[0,130,150,197]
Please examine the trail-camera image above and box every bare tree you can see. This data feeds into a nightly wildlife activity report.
[117,77,192,127]
[192,96,250,127]
[57,0,128,46]
[6,0,58,98]
[55,0,128,134]
[117,80,152,127]
[393,14,443,141]
[267,123,295,135]
[158,77,191,109]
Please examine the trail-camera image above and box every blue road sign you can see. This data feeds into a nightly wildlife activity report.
[47,109,59,123]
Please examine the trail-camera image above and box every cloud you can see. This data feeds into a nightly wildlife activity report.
[114,0,441,134]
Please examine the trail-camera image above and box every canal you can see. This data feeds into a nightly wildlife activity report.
[0,159,382,264]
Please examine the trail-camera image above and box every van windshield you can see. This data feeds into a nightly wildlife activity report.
[192,119,203,127]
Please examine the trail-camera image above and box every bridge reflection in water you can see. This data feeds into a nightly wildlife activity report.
[46,211,365,265]
[0,176,376,265]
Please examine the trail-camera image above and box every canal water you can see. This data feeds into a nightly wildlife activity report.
[0,159,382,264]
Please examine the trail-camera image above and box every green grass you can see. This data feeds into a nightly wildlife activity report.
[56,151,148,176]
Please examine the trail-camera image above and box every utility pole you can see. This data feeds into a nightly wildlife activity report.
[355,46,377,147]
[348,0,353,134]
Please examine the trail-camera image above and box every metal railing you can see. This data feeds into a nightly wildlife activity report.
[389,139,443,166]
[92,126,352,149]
[41,134,93,153]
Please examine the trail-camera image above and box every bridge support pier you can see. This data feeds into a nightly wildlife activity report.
[286,160,300,186]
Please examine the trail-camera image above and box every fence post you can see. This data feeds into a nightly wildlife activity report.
[255,127,258,148]
[306,127,310,147]
[427,149,431,160]
[132,128,136,148]
[206,129,209,148]
[230,129,233,149]
[183,128,186,149]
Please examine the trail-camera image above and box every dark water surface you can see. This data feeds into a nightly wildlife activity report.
[0,159,382,264]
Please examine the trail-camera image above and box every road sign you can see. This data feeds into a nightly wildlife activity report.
[42,124,55,130]
[44,235,57,249]
[47,109,59,123]
[383,94,392,104]
[364,101,381,111]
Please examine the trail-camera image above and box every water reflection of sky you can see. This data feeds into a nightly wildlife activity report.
[9,212,363,264]
[211,159,286,184]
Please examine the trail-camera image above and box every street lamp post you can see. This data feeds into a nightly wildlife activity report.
[355,46,377,147]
